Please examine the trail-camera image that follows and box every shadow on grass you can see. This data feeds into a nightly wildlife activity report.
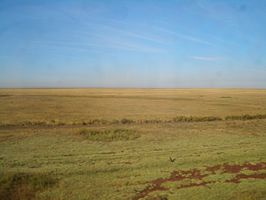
[0,172,58,200]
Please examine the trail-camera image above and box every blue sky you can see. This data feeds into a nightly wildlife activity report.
[0,0,266,88]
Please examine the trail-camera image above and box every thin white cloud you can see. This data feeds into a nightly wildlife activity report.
[77,22,169,45]
[32,39,164,53]
[56,7,170,46]
[176,34,213,46]
[191,56,224,61]
[155,27,213,46]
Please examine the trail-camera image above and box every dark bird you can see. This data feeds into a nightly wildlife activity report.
[169,157,176,162]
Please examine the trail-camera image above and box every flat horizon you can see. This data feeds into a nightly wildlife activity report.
[0,87,266,90]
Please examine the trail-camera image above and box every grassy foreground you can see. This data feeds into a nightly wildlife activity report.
[0,88,266,200]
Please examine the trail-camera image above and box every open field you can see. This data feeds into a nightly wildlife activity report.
[0,88,266,200]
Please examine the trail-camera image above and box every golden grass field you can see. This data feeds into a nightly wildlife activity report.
[0,88,266,200]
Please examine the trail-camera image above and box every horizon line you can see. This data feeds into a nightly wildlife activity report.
[0,87,266,90]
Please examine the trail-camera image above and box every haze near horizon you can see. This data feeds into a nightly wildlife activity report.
[1,0,266,88]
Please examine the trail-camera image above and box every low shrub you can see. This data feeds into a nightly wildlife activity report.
[138,119,162,124]
[20,121,49,126]
[225,114,266,121]
[173,116,222,122]
[120,118,134,124]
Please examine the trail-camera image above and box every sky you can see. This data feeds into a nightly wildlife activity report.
[0,0,266,88]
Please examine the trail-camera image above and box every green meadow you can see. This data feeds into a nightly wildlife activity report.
[0,88,266,200]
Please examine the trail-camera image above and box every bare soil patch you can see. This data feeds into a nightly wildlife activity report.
[134,162,266,200]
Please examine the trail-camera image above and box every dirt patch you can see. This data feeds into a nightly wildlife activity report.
[222,163,244,174]
[205,164,222,173]
[222,162,266,174]
[134,162,266,200]
[227,173,266,183]
[133,168,208,200]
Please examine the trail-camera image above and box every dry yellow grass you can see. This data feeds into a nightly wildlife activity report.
[1,88,266,124]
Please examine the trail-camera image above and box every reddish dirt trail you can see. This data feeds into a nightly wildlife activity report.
[133,162,266,200]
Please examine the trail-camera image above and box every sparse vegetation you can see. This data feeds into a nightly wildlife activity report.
[77,128,140,141]
[225,114,266,121]
[172,115,222,122]
[220,96,232,98]
[2,113,266,129]
[120,118,134,124]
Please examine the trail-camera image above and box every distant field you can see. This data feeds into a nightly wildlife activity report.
[0,89,266,200]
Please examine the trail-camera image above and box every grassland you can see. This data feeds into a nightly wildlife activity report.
[0,88,266,200]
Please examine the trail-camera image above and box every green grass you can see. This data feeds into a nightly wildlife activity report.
[230,190,266,200]
[0,88,266,200]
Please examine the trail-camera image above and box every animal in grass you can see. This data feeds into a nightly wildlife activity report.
[169,157,176,162]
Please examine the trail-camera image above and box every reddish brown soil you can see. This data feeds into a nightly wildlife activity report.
[133,162,266,200]
[227,173,266,183]
[205,164,222,173]
[222,162,266,174]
